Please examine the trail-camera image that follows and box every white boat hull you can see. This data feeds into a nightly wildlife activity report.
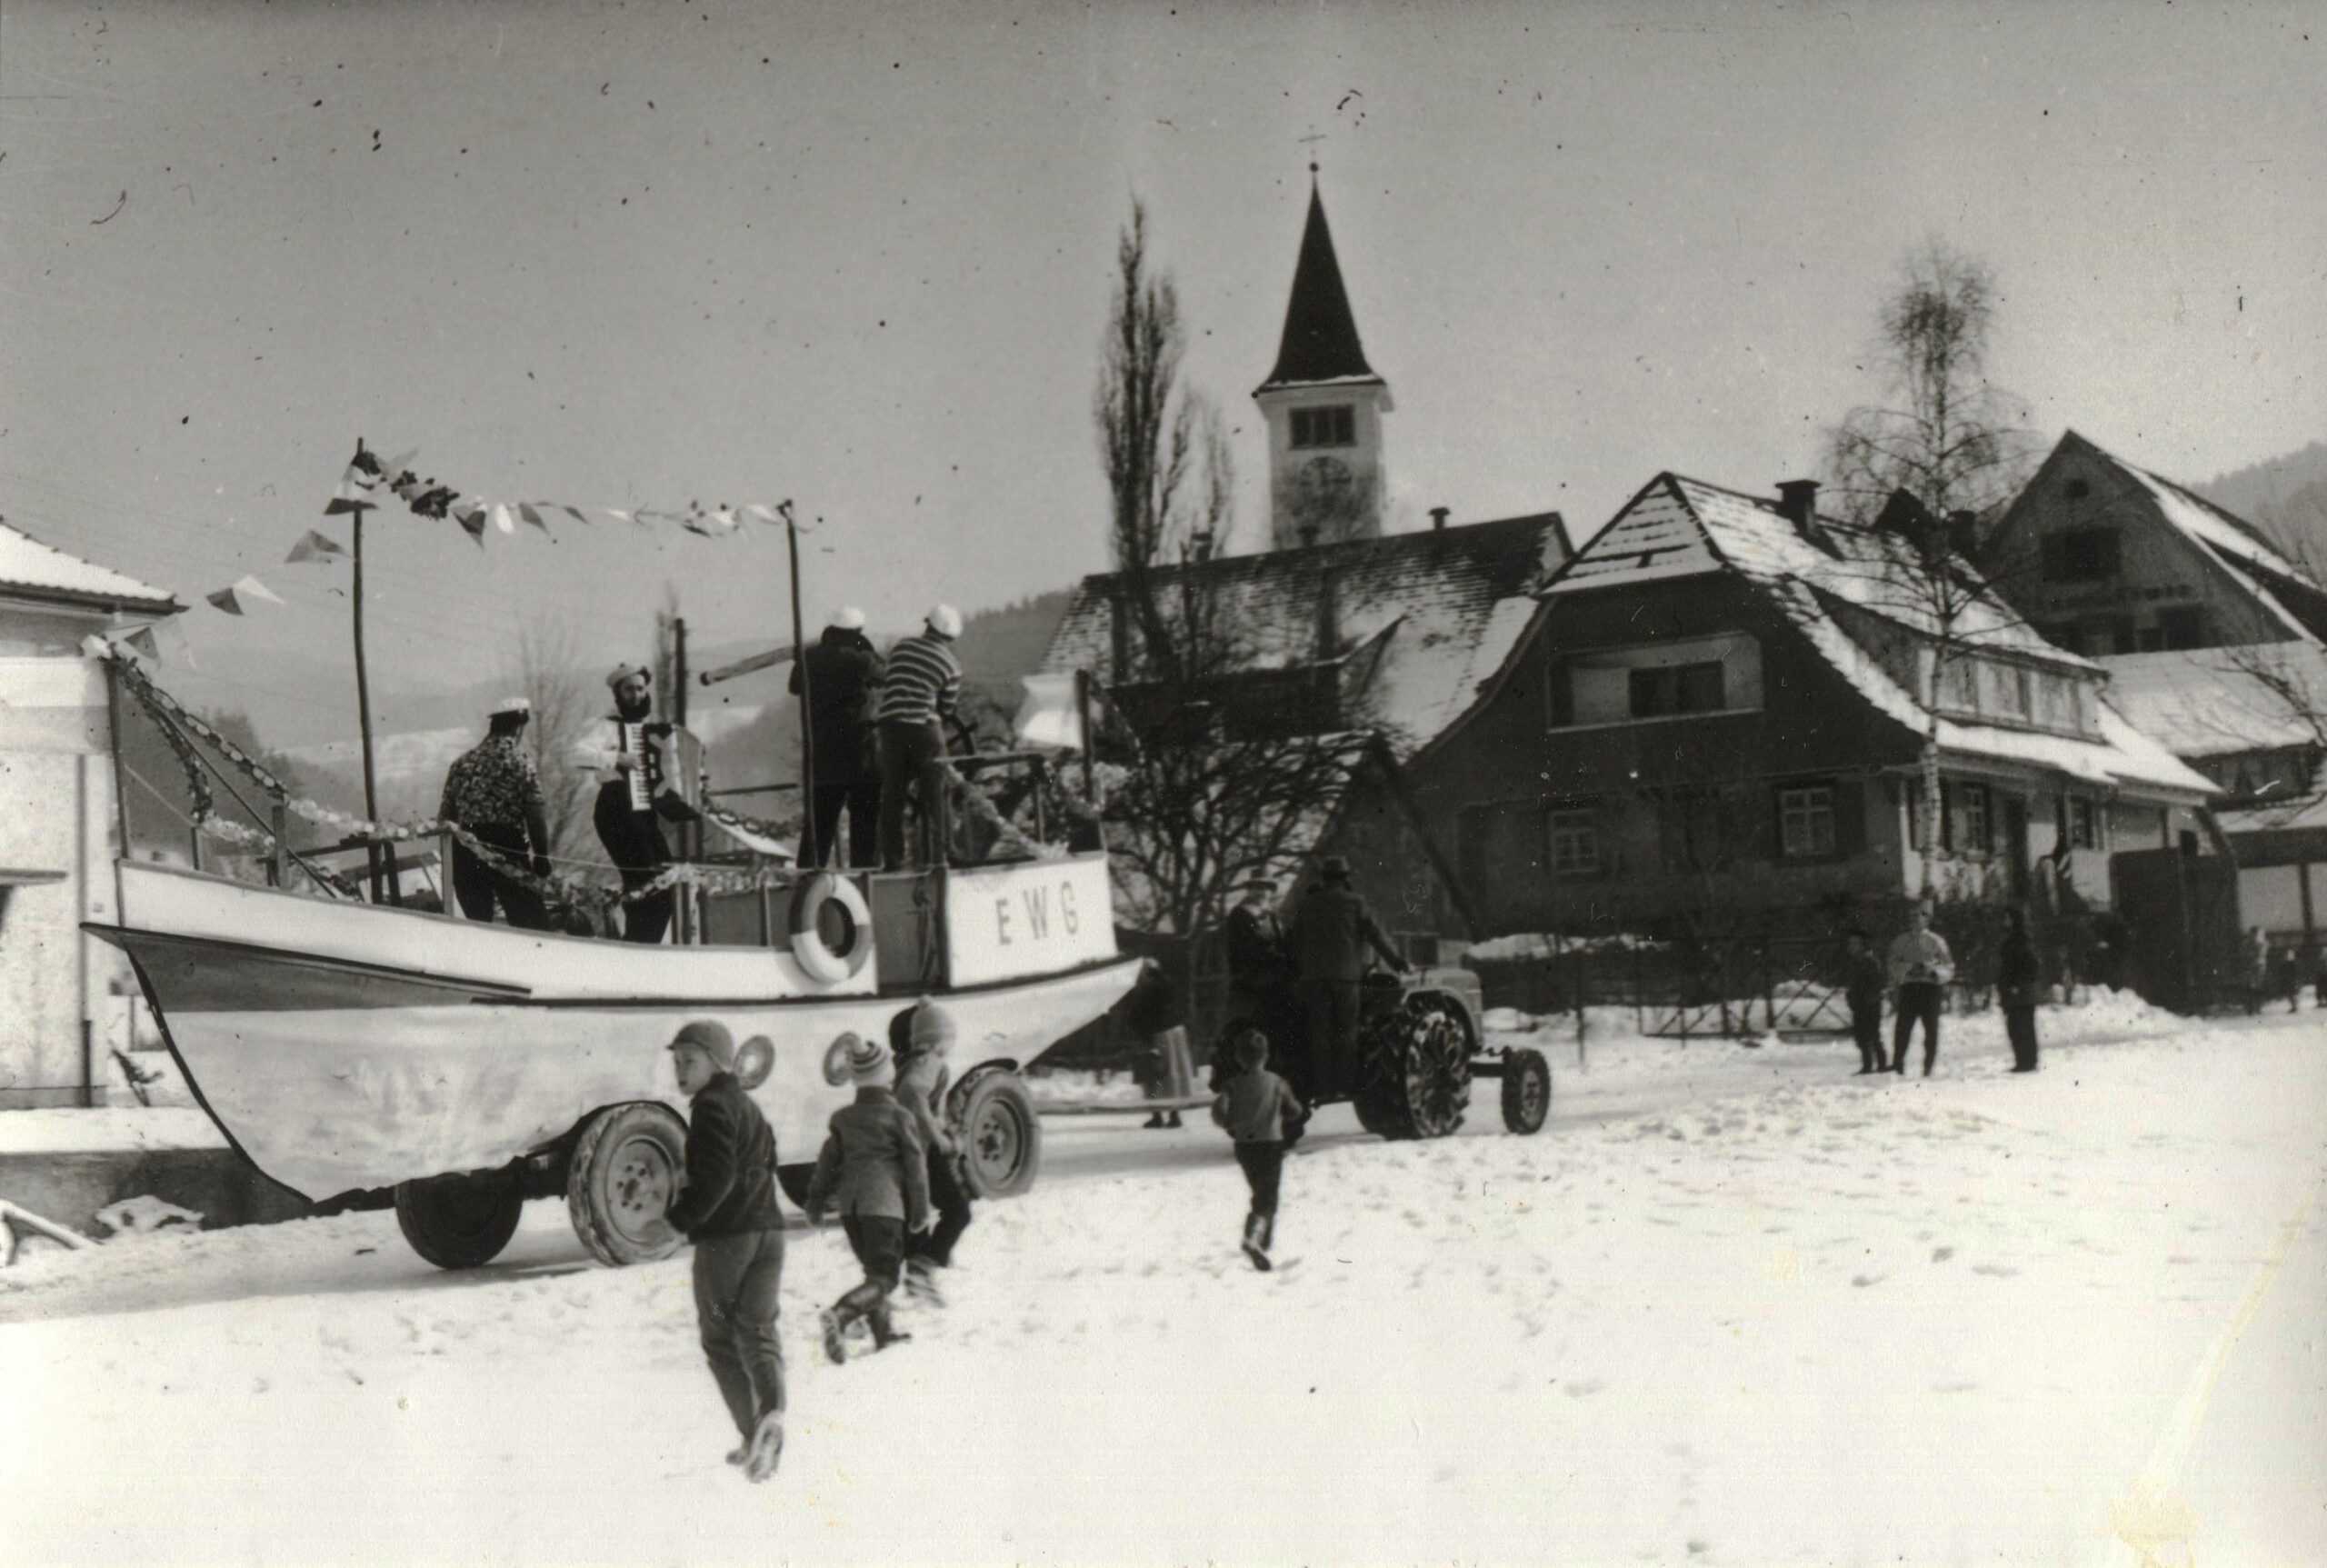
[93,859,1140,1200]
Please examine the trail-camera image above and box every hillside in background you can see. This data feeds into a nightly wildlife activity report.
[2200,441,2327,572]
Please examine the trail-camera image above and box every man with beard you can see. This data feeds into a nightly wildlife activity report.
[576,663,696,944]
[790,607,884,869]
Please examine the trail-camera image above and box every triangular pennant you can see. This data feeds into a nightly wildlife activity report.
[233,574,285,606]
[382,448,420,475]
[744,503,781,524]
[488,503,515,534]
[125,626,160,661]
[285,529,348,564]
[454,507,489,544]
[517,503,547,531]
[205,586,244,615]
[323,490,376,516]
[605,508,634,524]
[560,505,589,524]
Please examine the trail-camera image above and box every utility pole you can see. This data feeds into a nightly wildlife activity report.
[345,441,394,904]
[784,501,816,866]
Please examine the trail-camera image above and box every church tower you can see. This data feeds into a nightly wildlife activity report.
[1253,175,1392,549]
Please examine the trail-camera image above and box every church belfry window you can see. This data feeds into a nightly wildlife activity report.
[1289,405,1355,449]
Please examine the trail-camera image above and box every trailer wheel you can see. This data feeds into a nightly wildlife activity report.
[1353,994,1473,1141]
[954,1069,1041,1198]
[1500,1047,1552,1134]
[566,1102,688,1267]
[394,1164,524,1270]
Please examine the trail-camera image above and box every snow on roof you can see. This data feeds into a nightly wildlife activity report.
[2097,644,2327,758]
[2217,790,2327,834]
[1543,474,2212,798]
[1043,515,1564,759]
[0,520,179,611]
[2112,457,2308,584]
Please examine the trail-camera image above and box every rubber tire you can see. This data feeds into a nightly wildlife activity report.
[1500,1047,1552,1134]
[1353,995,1473,1141]
[954,1070,1042,1198]
[566,1102,689,1267]
[394,1164,524,1270]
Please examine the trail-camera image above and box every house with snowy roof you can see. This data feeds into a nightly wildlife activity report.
[1395,474,2220,940]
[1986,434,2327,952]
[0,520,183,1107]
[1985,430,2327,655]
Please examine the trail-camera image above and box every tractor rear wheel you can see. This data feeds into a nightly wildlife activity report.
[566,1102,688,1267]
[1352,994,1473,1140]
[394,1164,524,1270]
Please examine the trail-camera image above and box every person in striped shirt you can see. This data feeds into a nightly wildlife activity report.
[875,604,964,869]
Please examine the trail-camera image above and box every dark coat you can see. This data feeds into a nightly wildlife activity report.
[1223,904,1291,987]
[804,1086,930,1227]
[1844,950,1885,1016]
[1289,882,1402,984]
[1997,927,2041,1008]
[790,626,883,780]
[666,1072,784,1239]
[1211,1067,1309,1144]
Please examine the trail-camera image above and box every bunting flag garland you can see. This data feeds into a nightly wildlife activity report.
[205,585,246,615]
[285,530,347,564]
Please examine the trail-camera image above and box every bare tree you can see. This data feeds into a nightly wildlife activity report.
[506,613,599,868]
[2218,643,2327,799]
[1823,239,2039,527]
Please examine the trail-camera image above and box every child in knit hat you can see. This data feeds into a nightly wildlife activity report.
[804,1030,931,1362]
[1210,1026,1308,1271]
[894,1000,974,1306]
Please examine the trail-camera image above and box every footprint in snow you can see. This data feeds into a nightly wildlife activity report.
[1932,1246,1954,1262]
[1851,1273,1885,1287]
[1971,1263,2019,1277]
[1563,1379,1606,1398]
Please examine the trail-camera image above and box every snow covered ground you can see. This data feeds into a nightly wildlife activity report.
[2,994,2321,1566]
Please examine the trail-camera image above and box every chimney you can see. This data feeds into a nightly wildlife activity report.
[1429,506,1451,532]
[1775,479,1822,536]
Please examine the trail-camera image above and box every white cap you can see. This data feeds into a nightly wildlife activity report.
[491,696,531,716]
[925,603,964,639]
[829,605,867,631]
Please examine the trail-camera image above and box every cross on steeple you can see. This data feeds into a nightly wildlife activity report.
[1297,126,1325,175]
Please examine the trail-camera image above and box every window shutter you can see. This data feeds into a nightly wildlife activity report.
[1833,776,1866,857]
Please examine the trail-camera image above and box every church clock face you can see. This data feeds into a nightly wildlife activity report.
[1298,454,1353,507]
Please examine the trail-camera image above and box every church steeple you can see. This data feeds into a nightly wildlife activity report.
[1260,182,1378,389]
[1254,175,1393,550]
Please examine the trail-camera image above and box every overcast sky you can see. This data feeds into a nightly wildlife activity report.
[3,0,2319,734]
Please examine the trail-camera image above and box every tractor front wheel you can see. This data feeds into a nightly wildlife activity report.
[1499,1047,1553,1134]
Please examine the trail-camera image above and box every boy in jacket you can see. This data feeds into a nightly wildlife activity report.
[1210,1027,1309,1272]
[804,1032,930,1363]
[894,1001,974,1306]
[664,1020,787,1483]
[1843,931,1887,1074]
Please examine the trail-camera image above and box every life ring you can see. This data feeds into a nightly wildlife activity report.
[788,873,874,984]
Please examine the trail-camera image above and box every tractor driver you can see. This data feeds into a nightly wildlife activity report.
[1287,856,1408,1106]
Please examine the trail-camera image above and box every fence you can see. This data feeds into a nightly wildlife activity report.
[1467,937,1867,1041]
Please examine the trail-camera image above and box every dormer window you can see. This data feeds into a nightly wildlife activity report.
[1289,405,1355,449]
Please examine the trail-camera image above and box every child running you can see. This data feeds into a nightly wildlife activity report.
[804,1031,930,1362]
[1210,1026,1309,1271]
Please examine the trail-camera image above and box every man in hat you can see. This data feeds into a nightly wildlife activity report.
[574,663,694,943]
[1288,855,1407,1105]
[790,607,884,870]
[437,697,554,931]
[874,604,965,871]
[1220,874,1295,1086]
[664,1020,788,1483]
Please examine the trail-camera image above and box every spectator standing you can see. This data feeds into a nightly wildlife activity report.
[437,697,554,931]
[1220,874,1296,1087]
[1843,931,1886,1074]
[1210,1026,1309,1271]
[1997,906,2042,1073]
[1126,960,1195,1129]
[894,1002,974,1304]
[662,1021,788,1484]
[1886,903,1955,1077]
[874,604,964,871]
[1287,856,1407,1105]
[804,1033,929,1363]
[791,607,884,870]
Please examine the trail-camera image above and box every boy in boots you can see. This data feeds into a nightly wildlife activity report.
[804,1032,930,1363]
[1210,1026,1308,1271]
[1843,931,1886,1074]
[663,1021,788,1483]
[894,1001,974,1307]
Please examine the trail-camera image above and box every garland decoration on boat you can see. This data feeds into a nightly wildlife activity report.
[946,761,1066,864]
[95,640,780,910]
